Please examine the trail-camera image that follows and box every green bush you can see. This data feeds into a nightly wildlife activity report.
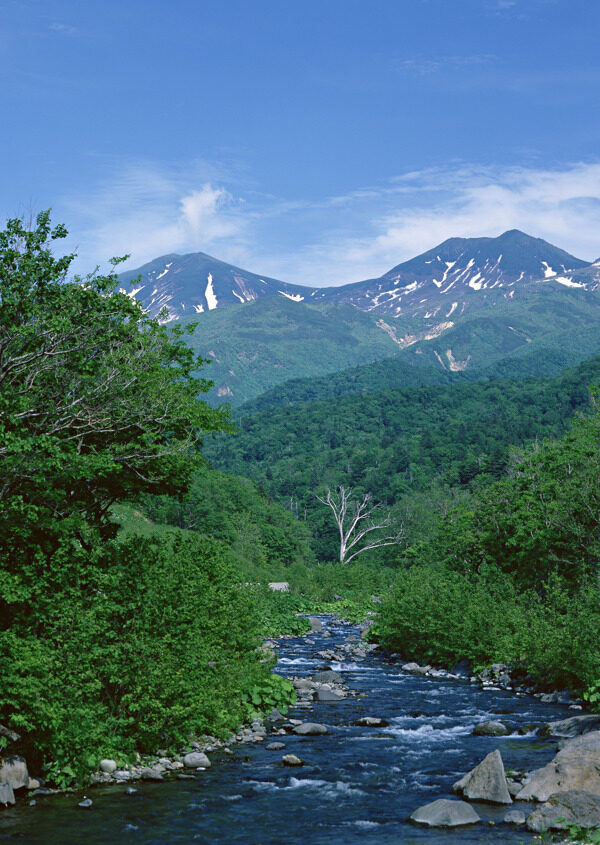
[0,532,283,783]
[376,564,600,692]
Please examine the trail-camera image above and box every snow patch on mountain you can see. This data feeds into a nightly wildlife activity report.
[279,291,304,302]
[156,262,172,281]
[205,273,218,310]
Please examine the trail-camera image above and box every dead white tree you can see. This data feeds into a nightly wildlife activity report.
[316,485,404,564]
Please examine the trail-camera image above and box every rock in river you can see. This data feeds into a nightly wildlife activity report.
[473,720,510,737]
[311,670,343,684]
[410,798,480,827]
[0,783,15,807]
[0,756,29,790]
[516,731,600,801]
[453,749,512,805]
[183,752,211,769]
[282,755,304,767]
[527,790,600,832]
[292,722,328,736]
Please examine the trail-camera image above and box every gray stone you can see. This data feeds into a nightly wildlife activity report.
[293,679,314,690]
[0,725,20,744]
[125,787,138,794]
[410,798,481,827]
[282,754,304,767]
[402,662,421,673]
[527,790,600,832]
[354,717,389,727]
[308,617,323,632]
[311,670,342,684]
[78,797,93,808]
[99,759,117,774]
[266,742,285,750]
[268,708,285,721]
[542,715,600,738]
[183,752,211,769]
[516,731,600,802]
[503,810,527,825]
[316,689,343,702]
[453,749,512,805]
[0,756,28,790]
[292,722,328,736]
[473,720,510,737]
[0,783,15,806]
[140,767,164,781]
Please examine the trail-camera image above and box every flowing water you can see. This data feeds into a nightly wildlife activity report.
[0,617,576,843]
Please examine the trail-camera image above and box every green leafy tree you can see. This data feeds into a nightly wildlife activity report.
[0,211,230,624]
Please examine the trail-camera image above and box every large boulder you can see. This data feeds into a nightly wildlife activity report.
[527,790,600,832]
[410,798,480,827]
[308,618,323,633]
[316,689,343,702]
[354,717,389,728]
[541,715,600,738]
[453,749,512,804]
[292,722,328,736]
[0,756,28,790]
[517,731,600,802]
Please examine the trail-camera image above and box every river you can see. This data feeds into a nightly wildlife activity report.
[0,616,577,843]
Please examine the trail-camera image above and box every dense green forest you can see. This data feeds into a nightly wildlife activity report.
[208,357,600,560]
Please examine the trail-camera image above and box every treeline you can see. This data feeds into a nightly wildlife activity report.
[207,356,600,560]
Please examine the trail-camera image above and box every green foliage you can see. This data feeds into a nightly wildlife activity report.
[141,463,316,580]
[249,587,312,637]
[557,820,600,843]
[376,564,600,692]
[241,675,296,719]
[1,533,278,783]
[0,214,281,785]
[0,211,230,629]
[208,357,600,561]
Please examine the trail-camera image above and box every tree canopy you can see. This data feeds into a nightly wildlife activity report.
[0,211,230,625]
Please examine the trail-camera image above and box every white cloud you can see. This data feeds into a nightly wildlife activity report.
[63,163,248,273]
[273,162,600,284]
[62,159,600,286]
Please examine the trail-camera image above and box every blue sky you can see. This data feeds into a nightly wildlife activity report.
[3,0,600,284]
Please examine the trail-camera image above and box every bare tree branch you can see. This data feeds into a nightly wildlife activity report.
[316,485,404,563]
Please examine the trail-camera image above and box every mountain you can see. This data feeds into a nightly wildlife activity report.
[311,229,592,322]
[118,230,600,405]
[121,230,594,324]
[118,251,316,320]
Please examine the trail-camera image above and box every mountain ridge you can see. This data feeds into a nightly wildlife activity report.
[120,229,597,323]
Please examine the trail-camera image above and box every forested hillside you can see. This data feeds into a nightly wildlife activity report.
[208,356,600,559]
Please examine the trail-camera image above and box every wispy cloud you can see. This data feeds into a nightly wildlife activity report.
[393,54,495,76]
[61,159,600,286]
[283,163,600,284]
[49,22,78,36]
